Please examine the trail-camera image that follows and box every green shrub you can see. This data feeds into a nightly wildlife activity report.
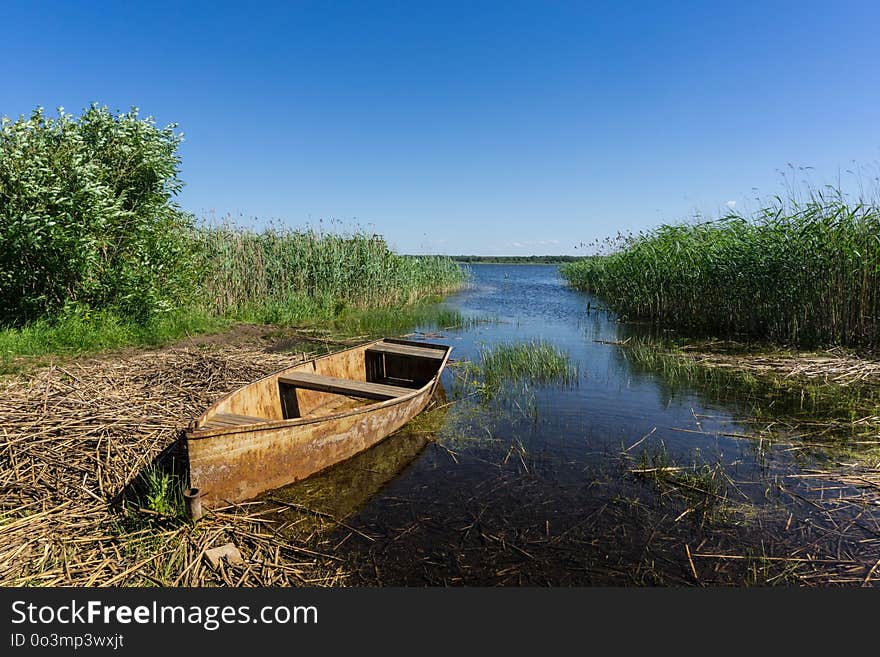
[0,105,197,325]
[0,105,466,356]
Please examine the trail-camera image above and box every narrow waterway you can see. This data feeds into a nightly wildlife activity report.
[271,264,880,585]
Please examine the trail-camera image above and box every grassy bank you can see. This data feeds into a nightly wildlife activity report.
[1,107,466,366]
[0,225,467,369]
[562,192,880,348]
[0,310,230,363]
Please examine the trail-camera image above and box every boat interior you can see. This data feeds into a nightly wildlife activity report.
[194,339,449,432]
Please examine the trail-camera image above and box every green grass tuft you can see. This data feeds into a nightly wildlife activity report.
[478,340,578,389]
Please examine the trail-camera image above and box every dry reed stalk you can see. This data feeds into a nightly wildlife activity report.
[0,342,348,587]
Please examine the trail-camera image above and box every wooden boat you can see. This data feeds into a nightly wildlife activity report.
[184,338,451,508]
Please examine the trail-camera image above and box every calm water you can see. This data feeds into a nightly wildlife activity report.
[271,264,879,585]
[405,264,771,482]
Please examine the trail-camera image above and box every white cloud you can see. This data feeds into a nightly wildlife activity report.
[725,200,737,209]
[504,239,559,249]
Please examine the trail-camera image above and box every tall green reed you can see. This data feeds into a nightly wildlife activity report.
[191,219,466,323]
[562,189,880,348]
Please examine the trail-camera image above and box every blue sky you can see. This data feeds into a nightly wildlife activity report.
[3,1,879,255]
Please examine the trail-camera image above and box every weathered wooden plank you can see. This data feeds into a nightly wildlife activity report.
[278,372,413,400]
[221,412,267,423]
[204,418,240,427]
[202,412,266,429]
[220,413,264,423]
[367,342,445,360]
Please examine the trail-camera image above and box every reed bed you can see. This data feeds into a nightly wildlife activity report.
[477,340,578,389]
[192,222,465,322]
[0,341,348,586]
[562,192,880,348]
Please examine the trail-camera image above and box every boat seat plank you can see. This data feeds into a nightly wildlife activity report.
[366,342,445,360]
[201,412,266,430]
[278,372,414,400]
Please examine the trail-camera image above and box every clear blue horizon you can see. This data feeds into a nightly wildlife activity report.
[3,1,879,255]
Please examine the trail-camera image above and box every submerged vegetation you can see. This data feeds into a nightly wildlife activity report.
[0,106,466,363]
[562,187,880,348]
[630,444,728,526]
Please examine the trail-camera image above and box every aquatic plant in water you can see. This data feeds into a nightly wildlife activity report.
[478,340,578,389]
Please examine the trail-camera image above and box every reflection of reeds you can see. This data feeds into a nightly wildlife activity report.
[621,339,880,433]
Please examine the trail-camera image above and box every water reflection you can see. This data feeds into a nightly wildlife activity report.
[262,389,448,532]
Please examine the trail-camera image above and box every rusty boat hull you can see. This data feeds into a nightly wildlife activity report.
[184,338,451,508]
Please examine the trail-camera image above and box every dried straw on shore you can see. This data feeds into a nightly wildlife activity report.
[0,343,346,586]
[678,345,880,386]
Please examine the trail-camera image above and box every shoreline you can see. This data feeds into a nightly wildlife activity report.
[3,290,880,586]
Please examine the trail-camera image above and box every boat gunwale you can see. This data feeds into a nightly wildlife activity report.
[185,338,451,440]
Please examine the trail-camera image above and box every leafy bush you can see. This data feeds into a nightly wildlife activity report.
[0,105,197,325]
[0,105,465,351]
